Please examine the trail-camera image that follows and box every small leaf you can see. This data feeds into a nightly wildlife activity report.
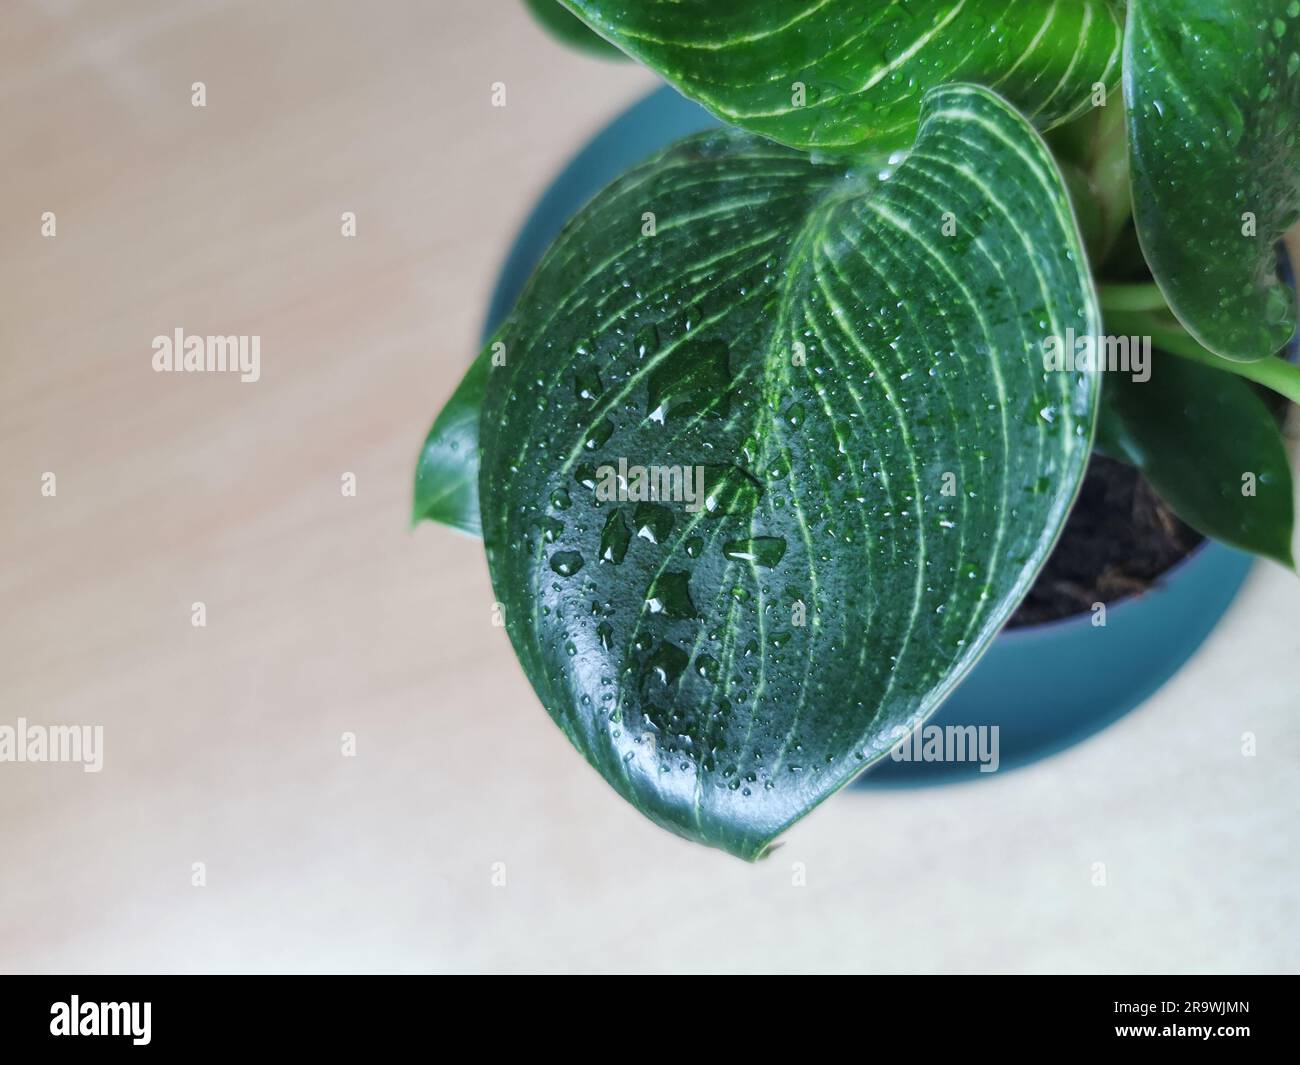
[523,0,627,59]
[1125,0,1300,360]
[560,0,1124,156]
[412,348,489,536]
[1097,351,1295,568]
[476,85,1101,858]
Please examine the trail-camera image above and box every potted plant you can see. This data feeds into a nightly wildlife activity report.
[415,0,1299,858]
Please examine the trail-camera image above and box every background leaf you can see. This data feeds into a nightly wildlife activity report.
[523,0,627,59]
[1045,98,1132,266]
[1096,346,1296,568]
[1125,0,1300,360]
[477,85,1101,858]
[412,348,489,535]
[561,0,1124,156]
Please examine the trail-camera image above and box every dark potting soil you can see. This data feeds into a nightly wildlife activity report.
[1007,454,1203,628]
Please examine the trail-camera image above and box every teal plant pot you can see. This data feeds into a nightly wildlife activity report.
[858,542,1252,784]
[482,85,1258,786]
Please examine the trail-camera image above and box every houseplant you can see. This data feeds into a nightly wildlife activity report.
[415,1,1299,858]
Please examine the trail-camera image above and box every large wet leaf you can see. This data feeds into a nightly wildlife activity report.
[471,84,1100,859]
[560,0,1124,156]
[1125,0,1300,360]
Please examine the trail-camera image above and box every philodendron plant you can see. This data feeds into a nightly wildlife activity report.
[415,1,1300,859]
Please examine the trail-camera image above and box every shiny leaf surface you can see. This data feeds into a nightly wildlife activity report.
[561,0,1124,156]
[412,349,489,536]
[473,85,1100,858]
[1124,0,1300,360]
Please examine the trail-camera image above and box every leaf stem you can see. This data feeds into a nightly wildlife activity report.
[1097,283,1168,313]
[1087,99,1133,265]
[1106,309,1300,407]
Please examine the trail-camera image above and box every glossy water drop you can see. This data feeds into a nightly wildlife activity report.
[540,516,564,544]
[695,654,718,682]
[634,322,660,359]
[722,536,787,567]
[646,339,730,423]
[599,509,631,564]
[574,367,603,404]
[549,551,584,577]
[585,419,615,450]
[646,571,697,618]
[633,502,674,543]
[702,465,764,518]
[642,642,688,688]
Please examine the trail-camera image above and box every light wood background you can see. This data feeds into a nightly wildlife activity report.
[1,0,1297,974]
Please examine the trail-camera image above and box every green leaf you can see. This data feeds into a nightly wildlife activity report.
[1097,350,1295,567]
[412,348,489,536]
[523,0,628,59]
[475,84,1101,859]
[1124,0,1300,361]
[560,0,1124,156]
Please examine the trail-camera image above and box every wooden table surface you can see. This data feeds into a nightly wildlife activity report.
[1,0,1297,974]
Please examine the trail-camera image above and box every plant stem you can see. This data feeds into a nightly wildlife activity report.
[1097,282,1168,313]
[1106,308,1300,406]
[1087,98,1133,266]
